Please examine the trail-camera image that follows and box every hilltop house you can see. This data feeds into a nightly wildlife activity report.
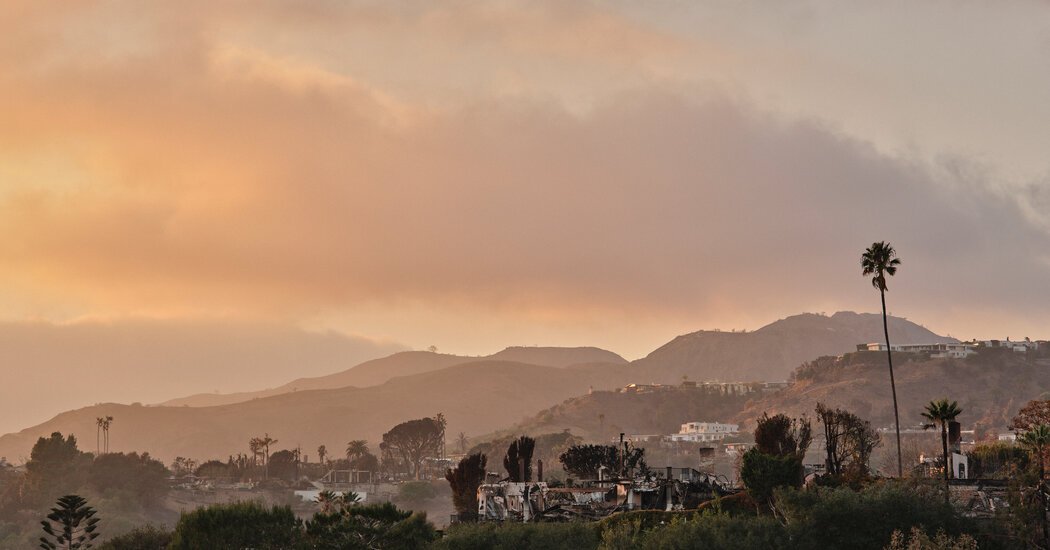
[856,342,977,359]
[669,422,739,443]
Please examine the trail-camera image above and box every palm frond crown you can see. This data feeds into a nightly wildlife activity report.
[861,241,902,291]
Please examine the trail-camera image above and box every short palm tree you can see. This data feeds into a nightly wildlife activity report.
[922,399,962,504]
[862,241,903,477]
[1020,424,1050,548]
[315,489,338,514]
[340,491,361,507]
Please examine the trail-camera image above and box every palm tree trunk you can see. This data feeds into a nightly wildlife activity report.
[941,422,950,505]
[1040,449,1048,550]
[882,289,903,478]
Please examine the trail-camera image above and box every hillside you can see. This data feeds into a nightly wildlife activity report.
[161,347,627,407]
[491,385,754,443]
[632,311,953,383]
[0,361,636,463]
[736,349,1050,435]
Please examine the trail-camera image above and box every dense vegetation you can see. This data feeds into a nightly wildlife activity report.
[0,433,170,547]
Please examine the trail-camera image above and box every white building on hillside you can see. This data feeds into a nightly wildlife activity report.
[669,422,739,443]
[856,342,976,359]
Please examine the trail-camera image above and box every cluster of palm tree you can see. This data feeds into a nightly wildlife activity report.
[248,434,278,479]
[94,416,114,455]
[921,399,963,504]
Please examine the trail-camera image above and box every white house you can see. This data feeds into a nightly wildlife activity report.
[856,342,976,359]
[669,422,739,443]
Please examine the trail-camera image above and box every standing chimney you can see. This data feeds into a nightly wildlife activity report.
[619,433,626,476]
[665,466,674,511]
[537,459,544,482]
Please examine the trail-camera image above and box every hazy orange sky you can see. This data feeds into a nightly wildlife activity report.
[2,2,1050,430]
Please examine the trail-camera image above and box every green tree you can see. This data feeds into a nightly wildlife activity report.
[381,418,444,480]
[776,482,961,550]
[861,240,903,477]
[26,433,93,506]
[740,449,803,509]
[168,501,301,549]
[436,522,600,550]
[350,452,380,473]
[1019,423,1050,548]
[559,444,619,479]
[96,525,172,550]
[885,528,977,550]
[267,450,298,482]
[39,494,100,550]
[445,453,487,521]
[397,481,436,508]
[302,502,436,549]
[88,452,169,508]
[753,413,812,460]
[194,460,231,480]
[503,435,536,482]
[921,399,962,504]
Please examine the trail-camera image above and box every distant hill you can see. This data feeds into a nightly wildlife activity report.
[160,346,627,408]
[487,346,627,368]
[0,361,636,463]
[0,311,969,463]
[0,319,405,436]
[632,311,953,383]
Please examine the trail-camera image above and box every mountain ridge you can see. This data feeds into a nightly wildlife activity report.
[159,346,627,408]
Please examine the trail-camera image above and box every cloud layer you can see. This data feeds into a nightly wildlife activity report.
[1,0,1049,366]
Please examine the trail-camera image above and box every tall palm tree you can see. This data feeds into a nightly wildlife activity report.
[862,241,903,477]
[95,417,105,456]
[1020,423,1050,548]
[101,416,114,454]
[259,434,277,479]
[317,445,328,467]
[457,432,469,454]
[922,399,962,504]
[249,438,262,468]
